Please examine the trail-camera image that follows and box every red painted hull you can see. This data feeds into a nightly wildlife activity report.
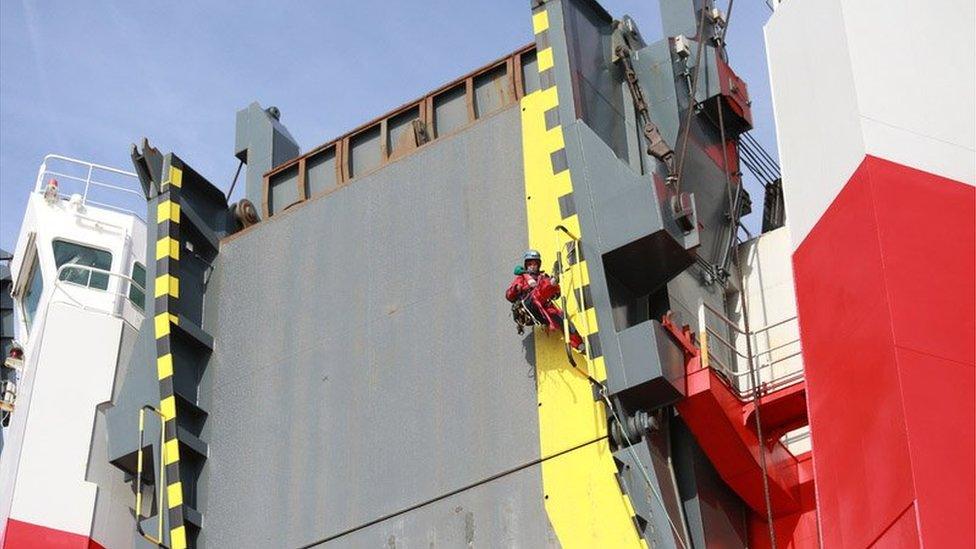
[2,519,104,549]
[793,155,975,547]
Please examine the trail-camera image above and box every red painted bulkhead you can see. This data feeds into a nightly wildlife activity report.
[2,519,105,549]
[793,155,975,547]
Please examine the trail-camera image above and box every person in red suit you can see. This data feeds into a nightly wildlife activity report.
[506,249,585,353]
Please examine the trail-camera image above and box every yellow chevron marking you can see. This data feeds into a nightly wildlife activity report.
[163,166,183,189]
[155,274,179,299]
[154,313,171,338]
[156,237,180,261]
[164,438,180,465]
[160,395,176,421]
[157,353,174,380]
[157,200,180,224]
[532,10,550,33]
[170,526,187,549]
[521,83,643,547]
[167,482,183,508]
[538,47,554,71]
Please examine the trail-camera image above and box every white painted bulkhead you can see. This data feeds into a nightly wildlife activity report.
[0,157,146,542]
[764,0,975,249]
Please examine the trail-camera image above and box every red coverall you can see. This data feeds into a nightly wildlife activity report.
[506,271,584,349]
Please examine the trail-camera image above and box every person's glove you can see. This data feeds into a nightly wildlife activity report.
[527,278,537,288]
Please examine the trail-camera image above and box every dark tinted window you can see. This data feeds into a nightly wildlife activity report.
[52,239,112,290]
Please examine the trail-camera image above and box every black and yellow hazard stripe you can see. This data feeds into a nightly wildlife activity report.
[522,4,646,547]
[154,163,187,549]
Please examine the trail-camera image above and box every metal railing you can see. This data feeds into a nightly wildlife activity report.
[51,264,145,323]
[698,300,804,400]
[554,226,593,359]
[0,379,15,413]
[34,154,143,219]
[136,404,170,547]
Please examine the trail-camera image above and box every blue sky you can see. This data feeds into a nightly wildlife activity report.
[0,0,778,252]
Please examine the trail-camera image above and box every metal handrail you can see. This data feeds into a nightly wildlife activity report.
[698,299,804,399]
[51,264,146,322]
[553,225,592,364]
[34,154,143,218]
[701,300,796,336]
[54,264,145,298]
[136,405,170,547]
[704,326,802,373]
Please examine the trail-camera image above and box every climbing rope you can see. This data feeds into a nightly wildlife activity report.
[710,34,778,544]
[671,5,710,198]
[551,226,688,547]
[599,389,689,549]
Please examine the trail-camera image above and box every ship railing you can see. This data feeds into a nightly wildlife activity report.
[697,300,804,400]
[50,264,146,327]
[1,379,16,424]
[136,404,170,547]
[34,154,144,219]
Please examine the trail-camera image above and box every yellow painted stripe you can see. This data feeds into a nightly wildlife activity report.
[538,47,555,71]
[700,328,710,367]
[164,438,180,465]
[167,482,183,508]
[157,353,174,380]
[163,166,183,189]
[170,526,187,549]
[521,83,642,546]
[154,274,180,299]
[170,313,179,325]
[160,395,176,421]
[156,236,180,261]
[538,86,559,109]
[157,200,181,224]
[532,10,550,33]
[542,127,566,155]
[155,313,171,338]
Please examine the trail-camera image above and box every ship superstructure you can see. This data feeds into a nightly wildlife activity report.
[99,0,817,546]
[0,156,148,547]
[1,0,972,548]
[764,0,975,546]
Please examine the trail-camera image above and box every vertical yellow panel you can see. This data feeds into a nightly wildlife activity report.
[521,85,643,548]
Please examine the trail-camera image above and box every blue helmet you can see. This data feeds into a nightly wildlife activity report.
[523,249,541,265]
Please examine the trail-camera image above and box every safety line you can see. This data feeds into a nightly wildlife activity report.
[297,435,611,548]
[561,362,690,549]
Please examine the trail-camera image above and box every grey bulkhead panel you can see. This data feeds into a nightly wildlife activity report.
[87,322,143,549]
[197,106,557,547]
[323,463,558,548]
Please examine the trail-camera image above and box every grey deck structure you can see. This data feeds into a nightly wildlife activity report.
[98,1,758,547]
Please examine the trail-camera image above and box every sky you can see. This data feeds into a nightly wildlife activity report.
[0,0,779,253]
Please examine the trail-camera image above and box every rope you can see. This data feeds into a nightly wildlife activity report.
[718,126,776,549]
[597,388,688,549]
[739,266,777,548]
[226,158,245,199]
[552,228,688,547]
[672,6,710,197]
[709,36,777,541]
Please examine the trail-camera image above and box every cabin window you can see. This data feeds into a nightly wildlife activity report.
[21,258,44,333]
[129,262,146,310]
[52,240,113,290]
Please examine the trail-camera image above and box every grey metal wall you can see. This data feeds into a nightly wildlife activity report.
[198,107,556,547]
[87,323,142,549]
